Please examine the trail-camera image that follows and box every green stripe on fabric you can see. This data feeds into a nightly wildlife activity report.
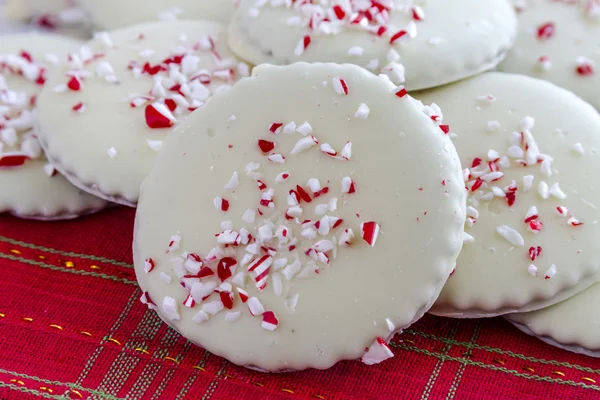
[0,236,133,269]
[0,382,57,399]
[445,321,484,400]
[404,329,600,375]
[0,368,124,399]
[150,341,195,400]
[0,253,136,285]
[201,361,229,400]
[75,292,141,387]
[420,321,460,400]
[97,311,164,396]
[393,343,600,392]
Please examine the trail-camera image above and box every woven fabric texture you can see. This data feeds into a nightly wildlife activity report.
[0,208,598,399]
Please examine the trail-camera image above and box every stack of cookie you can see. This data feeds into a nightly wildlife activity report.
[1,0,599,371]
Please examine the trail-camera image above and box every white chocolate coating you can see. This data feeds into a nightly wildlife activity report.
[416,72,600,317]
[0,33,107,220]
[133,63,466,371]
[228,0,517,91]
[79,0,235,30]
[498,0,600,110]
[507,286,600,357]
[36,21,248,206]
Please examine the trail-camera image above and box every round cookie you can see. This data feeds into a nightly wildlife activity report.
[228,0,517,91]
[79,0,235,30]
[133,62,466,371]
[506,283,600,358]
[0,33,107,220]
[498,0,600,110]
[36,20,249,207]
[415,72,600,318]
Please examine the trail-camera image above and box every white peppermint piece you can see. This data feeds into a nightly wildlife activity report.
[162,296,180,321]
[147,140,163,152]
[224,172,239,191]
[355,103,370,119]
[496,225,524,247]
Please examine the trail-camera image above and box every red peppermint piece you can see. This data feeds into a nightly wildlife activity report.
[258,139,275,153]
[217,257,238,281]
[219,291,234,309]
[257,180,267,191]
[529,220,543,232]
[142,62,166,75]
[67,76,82,91]
[536,22,555,40]
[332,5,346,19]
[332,218,344,229]
[528,246,542,262]
[19,50,33,62]
[296,185,312,203]
[471,157,482,168]
[411,6,424,21]
[439,125,450,135]
[144,258,155,273]
[261,311,279,331]
[164,99,177,112]
[332,77,349,95]
[248,255,271,272]
[145,104,174,129]
[301,35,311,52]
[72,102,85,113]
[361,221,380,247]
[576,61,594,76]
[237,288,249,303]
[395,86,407,98]
[197,267,215,278]
[470,178,484,192]
[183,294,196,308]
[0,153,30,167]
[269,122,283,134]
[389,30,409,44]
[34,14,57,29]
[505,191,517,207]
[140,292,157,308]
[313,187,329,198]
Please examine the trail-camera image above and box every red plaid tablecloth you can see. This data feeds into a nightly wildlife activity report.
[0,207,598,399]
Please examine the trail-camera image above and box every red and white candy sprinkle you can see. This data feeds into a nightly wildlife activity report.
[361,222,380,247]
[362,337,394,365]
[332,77,349,95]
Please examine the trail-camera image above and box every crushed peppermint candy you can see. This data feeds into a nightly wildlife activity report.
[140,109,392,333]
[362,337,394,365]
[0,49,54,171]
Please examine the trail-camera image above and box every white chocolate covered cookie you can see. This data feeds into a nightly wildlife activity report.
[133,63,466,371]
[416,72,600,317]
[79,0,235,30]
[498,0,600,109]
[0,33,107,220]
[36,21,249,207]
[506,283,600,358]
[228,0,517,91]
